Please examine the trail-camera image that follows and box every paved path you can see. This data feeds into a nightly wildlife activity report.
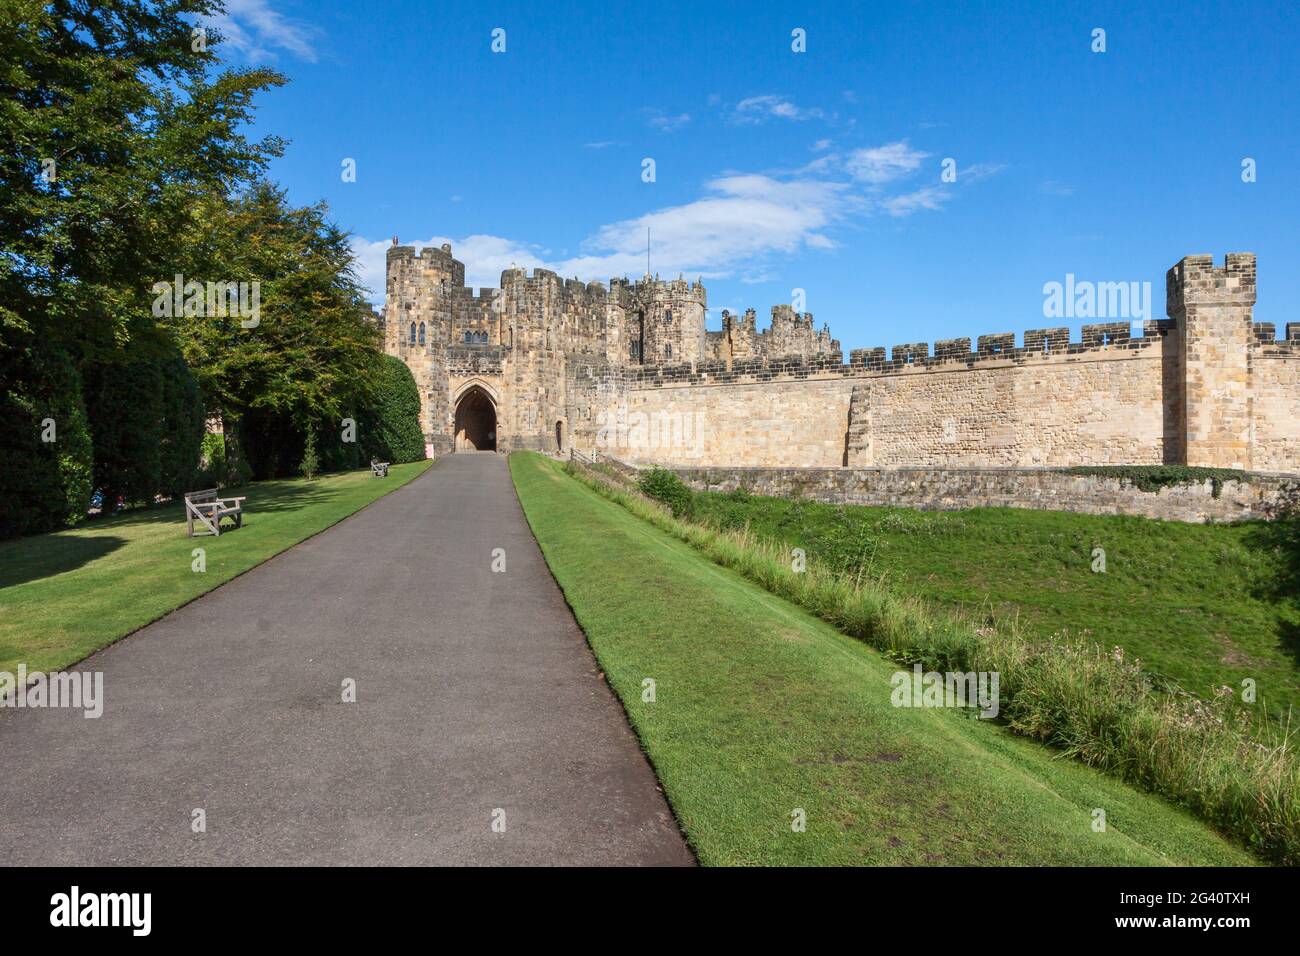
[0,454,692,866]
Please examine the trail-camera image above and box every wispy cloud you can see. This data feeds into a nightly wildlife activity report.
[733,95,825,124]
[205,0,320,62]
[844,141,929,185]
[645,111,692,132]
[583,141,618,149]
[1039,180,1075,196]
[879,186,949,217]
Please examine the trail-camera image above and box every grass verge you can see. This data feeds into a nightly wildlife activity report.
[0,461,431,676]
[511,452,1253,866]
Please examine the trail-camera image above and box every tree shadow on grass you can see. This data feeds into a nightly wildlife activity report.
[80,476,350,531]
[0,534,127,590]
[0,474,358,588]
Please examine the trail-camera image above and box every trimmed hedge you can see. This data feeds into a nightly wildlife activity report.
[84,344,206,506]
[361,354,425,464]
[0,341,94,538]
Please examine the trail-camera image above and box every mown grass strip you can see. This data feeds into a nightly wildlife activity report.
[511,452,1252,866]
[0,461,432,676]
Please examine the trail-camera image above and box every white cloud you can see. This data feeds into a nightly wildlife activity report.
[350,234,547,303]
[845,141,928,185]
[353,143,1000,302]
[556,174,851,280]
[733,95,824,124]
[584,141,617,149]
[878,186,950,217]
[646,112,691,132]
[206,0,319,62]
[810,138,833,152]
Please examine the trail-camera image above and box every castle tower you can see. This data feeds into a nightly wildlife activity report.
[386,241,459,452]
[1166,253,1257,469]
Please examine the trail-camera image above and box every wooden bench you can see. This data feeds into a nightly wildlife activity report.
[185,489,246,537]
[370,460,390,478]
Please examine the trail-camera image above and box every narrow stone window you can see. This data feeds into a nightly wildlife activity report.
[408,322,416,345]
[665,343,672,359]
[418,322,426,345]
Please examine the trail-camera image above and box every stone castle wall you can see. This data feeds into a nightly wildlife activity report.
[668,465,1300,524]
[616,329,1181,469]
[383,245,1300,477]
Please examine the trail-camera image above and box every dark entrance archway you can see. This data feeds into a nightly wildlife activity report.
[555,419,563,452]
[454,387,497,451]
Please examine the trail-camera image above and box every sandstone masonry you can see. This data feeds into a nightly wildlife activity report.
[383,245,1299,477]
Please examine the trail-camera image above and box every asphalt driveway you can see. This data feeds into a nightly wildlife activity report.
[0,453,692,866]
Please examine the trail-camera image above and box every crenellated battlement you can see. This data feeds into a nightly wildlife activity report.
[384,242,1297,473]
[1166,252,1257,309]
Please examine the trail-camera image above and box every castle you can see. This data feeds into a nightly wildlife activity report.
[383,242,1299,476]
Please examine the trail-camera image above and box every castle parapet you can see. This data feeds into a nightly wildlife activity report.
[1081,322,1130,347]
[934,337,971,360]
[1166,252,1257,308]
[850,347,885,368]
[977,332,1015,355]
[1023,327,1070,354]
[892,342,929,365]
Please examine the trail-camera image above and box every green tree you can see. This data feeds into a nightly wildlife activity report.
[361,355,426,464]
[83,343,165,507]
[299,430,319,481]
[165,184,382,478]
[0,340,93,537]
[0,0,284,361]
[158,352,206,495]
[0,0,283,534]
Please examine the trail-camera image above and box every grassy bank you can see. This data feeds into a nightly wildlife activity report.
[0,461,431,676]
[511,452,1252,866]
[688,489,1300,722]
[554,458,1299,863]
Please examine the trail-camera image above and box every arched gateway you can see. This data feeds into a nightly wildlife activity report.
[454,386,497,451]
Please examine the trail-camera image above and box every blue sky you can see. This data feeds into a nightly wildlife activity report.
[211,0,1299,350]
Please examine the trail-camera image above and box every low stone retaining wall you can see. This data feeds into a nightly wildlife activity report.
[661,466,1300,523]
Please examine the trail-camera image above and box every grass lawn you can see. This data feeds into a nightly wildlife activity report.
[511,452,1253,866]
[690,492,1300,723]
[0,461,431,676]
